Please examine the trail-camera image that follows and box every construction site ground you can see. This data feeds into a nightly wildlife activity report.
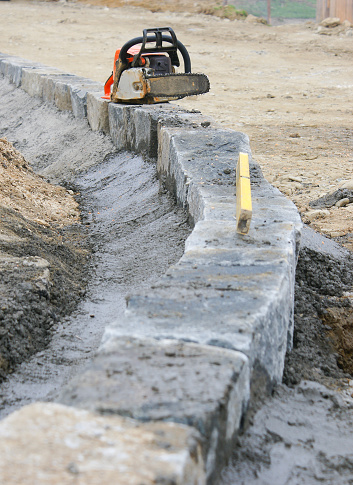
[0,0,353,483]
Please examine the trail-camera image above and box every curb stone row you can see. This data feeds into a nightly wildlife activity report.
[0,53,302,484]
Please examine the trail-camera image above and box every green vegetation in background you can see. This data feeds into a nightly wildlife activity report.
[201,4,249,19]
[214,4,248,18]
[229,0,316,19]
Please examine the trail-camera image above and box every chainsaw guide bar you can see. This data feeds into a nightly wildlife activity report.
[145,73,210,99]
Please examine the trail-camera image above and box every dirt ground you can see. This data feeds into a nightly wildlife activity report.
[0,136,89,380]
[1,0,353,245]
[0,138,80,227]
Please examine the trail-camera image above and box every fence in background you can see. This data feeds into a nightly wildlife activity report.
[316,0,353,21]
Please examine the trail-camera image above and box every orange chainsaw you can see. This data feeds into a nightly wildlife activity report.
[103,27,210,104]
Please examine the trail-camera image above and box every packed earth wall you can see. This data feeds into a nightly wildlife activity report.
[0,54,301,484]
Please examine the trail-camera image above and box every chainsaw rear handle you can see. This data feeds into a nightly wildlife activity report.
[118,27,191,73]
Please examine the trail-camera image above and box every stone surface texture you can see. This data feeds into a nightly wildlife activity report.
[0,402,205,485]
[60,337,250,481]
[0,53,302,484]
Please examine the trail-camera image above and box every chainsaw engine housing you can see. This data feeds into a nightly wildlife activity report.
[116,67,174,103]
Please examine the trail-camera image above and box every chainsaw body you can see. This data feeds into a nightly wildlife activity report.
[103,27,210,104]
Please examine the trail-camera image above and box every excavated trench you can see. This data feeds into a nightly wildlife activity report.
[0,78,191,417]
[285,242,353,385]
[0,151,191,418]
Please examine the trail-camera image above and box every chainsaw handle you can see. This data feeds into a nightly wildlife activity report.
[118,33,191,73]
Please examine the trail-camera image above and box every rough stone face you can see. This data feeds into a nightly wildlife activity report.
[4,60,31,87]
[21,66,60,98]
[107,253,292,383]
[86,91,110,133]
[104,123,301,385]
[50,75,100,112]
[0,402,205,485]
[59,337,250,482]
[1,55,104,116]
[0,56,45,87]
[70,81,103,119]
[108,103,212,159]
[108,102,173,157]
[50,76,73,111]
[158,126,252,221]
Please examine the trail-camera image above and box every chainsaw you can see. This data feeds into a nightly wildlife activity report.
[102,27,210,104]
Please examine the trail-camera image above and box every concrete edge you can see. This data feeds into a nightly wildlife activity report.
[0,53,302,484]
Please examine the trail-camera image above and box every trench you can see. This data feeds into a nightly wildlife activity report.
[0,78,191,418]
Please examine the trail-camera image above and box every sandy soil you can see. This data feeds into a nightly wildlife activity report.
[0,0,353,246]
[0,138,80,227]
[0,136,89,380]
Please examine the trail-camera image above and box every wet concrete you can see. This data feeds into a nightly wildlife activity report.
[284,227,353,386]
[218,381,353,485]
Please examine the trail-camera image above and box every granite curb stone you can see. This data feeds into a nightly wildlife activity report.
[0,402,205,485]
[0,54,104,119]
[59,337,250,482]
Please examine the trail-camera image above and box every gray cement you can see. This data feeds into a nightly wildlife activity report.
[219,381,353,485]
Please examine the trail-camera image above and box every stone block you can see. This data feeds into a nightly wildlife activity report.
[0,402,205,485]
[157,125,251,221]
[70,85,89,118]
[41,75,57,104]
[54,79,72,111]
[87,91,110,133]
[6,62,24,87]
[21,67,61,99]
[0,53,12,62]
[0,57,41,86]
[41,73,79,111]
[59,337,249,483]
[132,105,160,158]
[69,81,103,119]
[157,124,193,208]
[0,59,9,77]
[108,103,135,150]
[109,103,176,157]
[181,245,291,268]
[0,59,11,79]
[55,74,89,111]
[185,219,298,254]
[202,197,236,221]
[117,257,292,382]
